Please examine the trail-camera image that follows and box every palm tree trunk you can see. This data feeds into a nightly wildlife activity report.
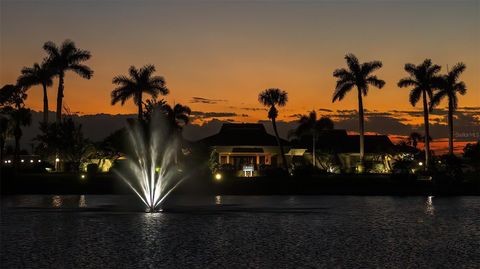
[272,117,289,172]
[357,89,365,172]
[448,98,454,155]
[56,73,64,124]
[422,91,430,171]
[13,128,20,170]
[138,92,143,121]
[312,130,316,167]
[42,83,49,124]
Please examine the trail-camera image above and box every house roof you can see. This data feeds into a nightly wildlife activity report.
[293,129,397,154]
[199,123,288,146]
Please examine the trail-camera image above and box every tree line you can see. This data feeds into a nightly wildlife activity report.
[0,40,472,173]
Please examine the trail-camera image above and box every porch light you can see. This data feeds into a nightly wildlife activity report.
[215,173,222,181]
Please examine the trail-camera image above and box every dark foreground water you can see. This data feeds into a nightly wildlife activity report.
[1,195,479,268]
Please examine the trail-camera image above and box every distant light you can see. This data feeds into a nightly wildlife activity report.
[55,158,60,162]
[21,159,24,163]
[7,160,11,163]
[155,167,161,173]
[3,160,7,164]
[418,162,423,166]
[30,160,34,163]
[80,174,86,180]
[215,173,222,181]
[38,160,41,163]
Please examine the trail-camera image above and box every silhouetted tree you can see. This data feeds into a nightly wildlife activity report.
[332,54,385,172]
[0,84,31,166]
[430,63,467,155]
[407,132,423,149]
[463,141,480,163]
[290,111,334,167]
[0,114,12,162]
[258,88,289,171]
[43,40,93,123]
[398,59,441,171]
[111,65,168,121]
[17,60,54,124]
[35,117,91,171]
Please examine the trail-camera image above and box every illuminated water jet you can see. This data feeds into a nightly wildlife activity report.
[114,112,186,212]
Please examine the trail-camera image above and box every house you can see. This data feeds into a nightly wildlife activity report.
[290,129,399,173]
[199,123,289,176]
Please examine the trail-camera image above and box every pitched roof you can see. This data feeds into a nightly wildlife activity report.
[199,123,288,146]
[294,129,397,154]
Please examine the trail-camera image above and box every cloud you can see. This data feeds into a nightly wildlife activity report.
[191,111,240,119]
[190,97,226,104]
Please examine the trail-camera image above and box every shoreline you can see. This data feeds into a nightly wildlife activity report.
[1,172,479,196]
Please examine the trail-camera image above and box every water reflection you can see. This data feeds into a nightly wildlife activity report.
[215,195,222,205]
[79,195,87,208]
[425,196,435,216]
[51,195,63,208]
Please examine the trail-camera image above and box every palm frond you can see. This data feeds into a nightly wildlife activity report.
[332,82,354,102]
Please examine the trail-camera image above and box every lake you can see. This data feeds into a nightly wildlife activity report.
[1,195,479,268]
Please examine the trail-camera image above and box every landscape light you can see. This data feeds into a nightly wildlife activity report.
[155,167,161,173]
[215,173,222,181]
[80,174,86,180]
[7,160,11,163]
[4,160,7,164]
[418,162,423,166]
[21,160,24,163]
[38,160,41,163]
[55,158,60,162]
[30,160,34,163]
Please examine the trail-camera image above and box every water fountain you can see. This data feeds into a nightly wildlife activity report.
[114,112,186,212]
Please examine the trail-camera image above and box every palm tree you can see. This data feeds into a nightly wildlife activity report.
[398,59,441,170]
[43,39,93,123]
[17,60,54,123]
[332,54,385,172]
[258,88,289,171]
[111,65,169,121]
[163,103,192,132]
[407,132,423,149]
[430,63,467,155]
[290,111,334,167]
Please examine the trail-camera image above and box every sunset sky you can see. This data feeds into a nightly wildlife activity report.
[1,0,479,145]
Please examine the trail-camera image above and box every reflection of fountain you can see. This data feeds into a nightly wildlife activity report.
[114,112,186,212]
[425,196,435,216]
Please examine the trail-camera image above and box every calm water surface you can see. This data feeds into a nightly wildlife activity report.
[1,195,479,268]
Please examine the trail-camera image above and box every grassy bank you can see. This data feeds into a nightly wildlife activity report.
[2,171,479,196]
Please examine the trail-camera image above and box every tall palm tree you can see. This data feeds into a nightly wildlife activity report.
[290,111,334,167]
[430,63,467,155]
[111,65,169,121]
[17,60,54,123]
[43,39,93,123]
[398,59,441,170]
[258,88,289,171]
[332,54,385,172]
[163,103,192,132]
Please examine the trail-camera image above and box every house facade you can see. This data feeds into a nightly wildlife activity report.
[199,123,289,176]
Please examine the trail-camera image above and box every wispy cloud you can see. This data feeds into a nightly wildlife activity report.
[190,97,227,104]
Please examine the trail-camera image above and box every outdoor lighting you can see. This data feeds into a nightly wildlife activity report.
[4,160,7,164]
[38,160,41,163]
[215,173,222,181]
[418,162,423,166]
[30,160,34,163]
[80,174,86,180]
[21,159,24,163]
[55,158,60,162]
[7,160,11,163]
[155,167,161,173]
